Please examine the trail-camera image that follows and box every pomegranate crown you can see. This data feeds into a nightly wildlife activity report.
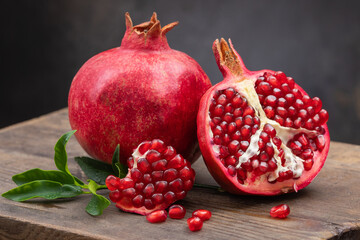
[121,12,178,50]
[212,38,248,78]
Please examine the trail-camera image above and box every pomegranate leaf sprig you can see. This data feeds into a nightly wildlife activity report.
[2,130,127,216]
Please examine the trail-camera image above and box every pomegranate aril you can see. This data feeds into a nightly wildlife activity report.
[223,134,231,145]
[275,71,287,83]
[277,98,287,108]
[163,168,178,182]
[135,182,145,192]
[217,94,227,105]
[127,157,134,168]
[151,139,166,153]
[315,135,325,151]
[169,178,184,192]
[293,117,304,128]
[225,103,234,113]
[152,193,164,204]
[264,95,277,107]
[228,122,237,133]
[292,88,302,98]
[137,158,151,173]
[169,205,186,219]
[300,148,314,160]
[213,105,225,117]
[192,209,212,221]
[243,106,255,116]
[287,77,295,88]
[259,151,269,162]
[138,141,152,154]
[287,106,296,118]
[187,217,203,232]
[224,113,233,123]
[155,181,168,193]
[298,109,308,119]
[122,188,136,198]
[224,87,236,99]
[258,82,272,95]
[281,83,291,93]
[213,135,222,145]
[109,190,122,202]
[168,154,185,169]
[227,165,236,176]
[240,125,251,139]
[274,115,284,125]
[122,178,135,188]
[263,123,276,138]
[268,158,277,171]
[270,204,290,219]
[132,194,144,208]
[260,132,270,143]
[267,75,281,88]
[303,159,314,171]
[318,109,329,124]
[143,174,152,184]
[284,118,293,127]
[312,97,322,113]
[130,168,143,183]
[264,106,275,119]
[258,161,269,172]
[306,106,315,117]
[146,210,167,223]
[237,168,247,181]
[152,159,167,171]
[285,93,295,105]
[164,191,176,204]
[302,95,311,106]
[143,183,155,197]
[297,134,309,146]
[225,155,237,166]
[305,118,315,130]
[106,175,120,191]
[144,199,155,210]
[241,160,253,172]
[272,136,282,148]
[273,88,282,98]
[145,150,161,163]
[232,94,243,107]
[152,171,163,181]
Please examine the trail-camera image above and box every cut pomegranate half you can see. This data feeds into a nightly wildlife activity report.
[106,139,195,215]
[197,39,330,195]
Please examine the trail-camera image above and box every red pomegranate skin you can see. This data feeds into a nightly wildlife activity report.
[68,13,211,164]
[197,39,330,195]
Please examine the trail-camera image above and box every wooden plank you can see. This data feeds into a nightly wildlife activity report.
[0,109,359,239]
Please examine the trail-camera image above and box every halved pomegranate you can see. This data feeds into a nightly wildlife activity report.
[197,39,330,195]
[106,139,195,215]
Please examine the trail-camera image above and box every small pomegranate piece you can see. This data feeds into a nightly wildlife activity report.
[146,210,168,223]
[169,205,186,219]
[68,12,211,165]
[106,139,195,215]
[192,209,212,221]
[187,217,203,232]
[270,204,290,219]
[197,39,330,195]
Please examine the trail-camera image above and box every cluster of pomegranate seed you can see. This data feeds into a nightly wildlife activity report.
[146,204,212,232]
[255,71,329,131]
[270,204,290,219]
[208,81,328,185]
[106,139,195,213]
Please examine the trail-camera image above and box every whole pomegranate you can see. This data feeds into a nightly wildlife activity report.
[197,39,330,195]
[68,12,211,164]
[106,139,195,215]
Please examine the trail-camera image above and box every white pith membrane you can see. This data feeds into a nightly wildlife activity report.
[209,79,321,190]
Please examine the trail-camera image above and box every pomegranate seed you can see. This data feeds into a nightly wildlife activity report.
[143,183,155,198]
[213,105,225,116]
[122,178,135,188]
[270,204,290,219]
[273,88,282,98]
[265,143,274,156]
[233,108,243,117]
[298,109,308,119]
[224,87,236,99]
[146,150,162,163]
[260,132,270,143]
[232,94,243,107]
[259,151,269,162]
[240,125,251,139]
[287,106,297,118]
[234,117,243,127]
[227,165,236,176]
[192,209,212,221]
[138,141,152,154]
[228,122,237,133]
[240,140,250,151]
[163,168,178,182]
[243,106,255,116]
[259,161,268,172]
[169,205,186,219]
[144,199,155,210]
[217,94,227,105]
[267,75,281,88]
[294,99,304,110]
[300,148,314,160]
[224,113,233,123]
[146,210,167,223]
[164,191,176,204]
[305,118,315,130]
[274,115,284,125]
[237,168,247,180]
[232,131,241,141]
[264,95,277,107]
[318,109,329,124]
[213,135,222,145]
[225,103,233,113]
[122,188,136,198]
[287,77,295,88]
[187,217,203,232]
[109,190,122,202]
[312,97,322,113]
[168,154,185,169]
[127,157,134,168]
[130,168,143,183]
[303,158,314,170]
[275,71,287,83]
[285,93,295,105]
[169,179,184,192]
[292,88,302,98]
[106,175,121,191]
[132,194,144,207]
[315,135,325,151]
[268,158,277,171]
[155,181,168,193]
[281,83,291,93]
[293,117,304,128]
[137,158,151,173]
[225,155,237,166]
[258,82,272,95]
[151,159,167,171]
[263,123,276,138]
[151,193,164,204]
[284,118,293,127]
[264,106,275,119]
[306,106,315,117]
[272,136,282,148]
[241,160,253,172]
[151,139,166,153]
[277,97,287,108]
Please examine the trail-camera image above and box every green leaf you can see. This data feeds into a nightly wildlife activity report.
[12,169,75,186]
[54,130,76,175]
[75,157,115,185]
[85,194,110,216]
[111,145,121,177]
[2,180,83,201]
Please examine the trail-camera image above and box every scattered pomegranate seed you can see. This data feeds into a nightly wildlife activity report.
[187,216,203,232]
[168,205,186,219]
[270,204,290,219]
[146,210,168,223]
[192,209,212,221]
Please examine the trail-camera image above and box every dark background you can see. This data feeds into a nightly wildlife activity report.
[1,1,360,144]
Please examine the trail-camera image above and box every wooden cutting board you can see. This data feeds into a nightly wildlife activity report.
[0,109,359,240]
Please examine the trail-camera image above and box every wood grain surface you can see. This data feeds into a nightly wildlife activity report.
[0,109,359,240]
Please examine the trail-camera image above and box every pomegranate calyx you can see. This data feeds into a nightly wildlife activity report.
[213,38,246,79]
[123,12,178,51]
